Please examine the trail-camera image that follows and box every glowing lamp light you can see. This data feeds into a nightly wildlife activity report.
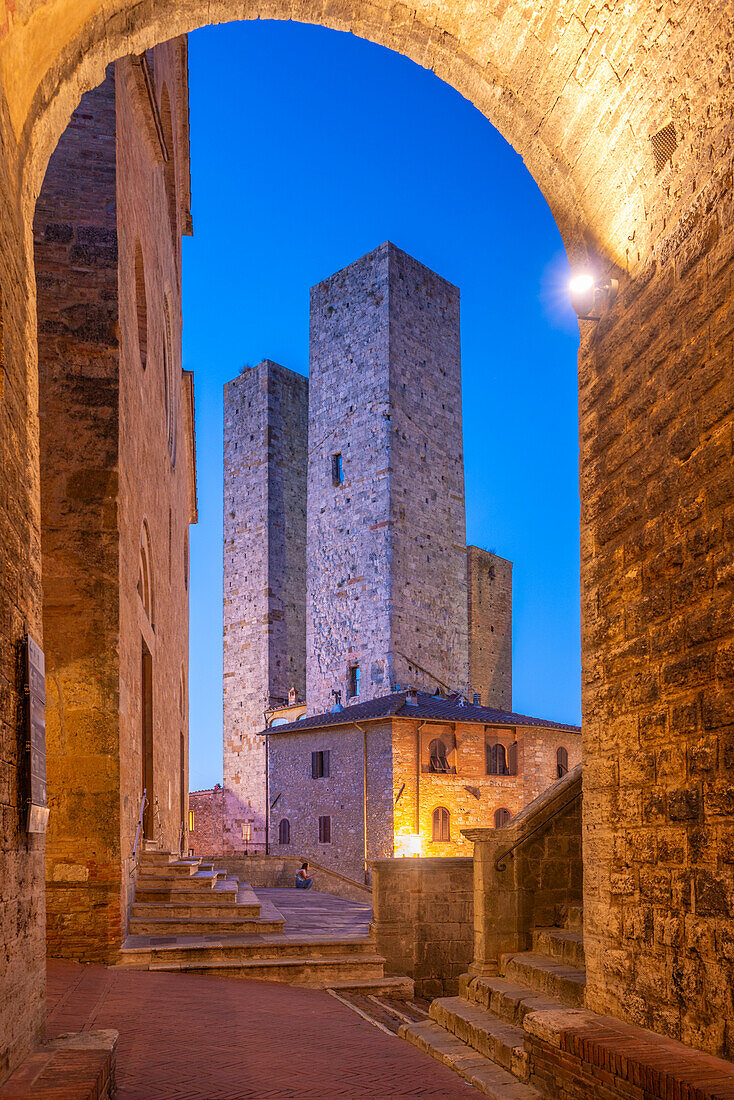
[570,273,594,294]
[569,271,619,321]
[394,832,423,858]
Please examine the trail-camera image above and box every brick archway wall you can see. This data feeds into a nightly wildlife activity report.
[0,0,734,1081]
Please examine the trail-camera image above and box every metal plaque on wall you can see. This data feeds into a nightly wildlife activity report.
[26,634,49,834]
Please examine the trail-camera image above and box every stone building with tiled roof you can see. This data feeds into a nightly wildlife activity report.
[264,691,580,881]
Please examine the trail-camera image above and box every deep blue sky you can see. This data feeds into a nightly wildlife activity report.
[183,20,581,792]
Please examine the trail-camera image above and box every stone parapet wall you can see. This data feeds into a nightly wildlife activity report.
[211,855,373,904]
[372,856,473,997]
[466,765,582,972]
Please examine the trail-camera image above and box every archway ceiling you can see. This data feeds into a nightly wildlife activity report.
[0,0,710,269]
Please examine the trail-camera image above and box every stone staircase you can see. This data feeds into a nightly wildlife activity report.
[400,905,585,1097]
[120,851,412,996]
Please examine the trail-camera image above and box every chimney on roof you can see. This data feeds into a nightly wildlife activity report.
[405,687,419,707]
[288,687,297,705]
[330,689,343,713]
[473,693,481,706]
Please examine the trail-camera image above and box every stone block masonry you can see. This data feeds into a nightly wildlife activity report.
[307,242,468,714]
[34,39,195,964]
[467,547,512,709]
[223,361,307,853]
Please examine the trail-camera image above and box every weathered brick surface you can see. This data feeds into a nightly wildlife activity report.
[372,856,474,997]
[580,137,734,1057]
[467,547,512,709]
[32,42,194,964]
[307,242,468,713]
[222,361,307,853]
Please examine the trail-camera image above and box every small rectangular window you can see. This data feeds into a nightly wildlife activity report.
[188,810,194,831]
[348,665,360,698]
[311,750,330,779]
[331,452,343,485]
[319,815,331,843]
[242,823,251,843]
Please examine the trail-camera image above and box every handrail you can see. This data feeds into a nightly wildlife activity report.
[494,787,581,872]
[132,788,147,864]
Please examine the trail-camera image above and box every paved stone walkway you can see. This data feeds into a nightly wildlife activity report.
[47,960,475,1098]
[257,888,372,937]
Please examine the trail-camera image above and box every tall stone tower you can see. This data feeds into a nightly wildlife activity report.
[306,242,468,714]
[222,360,308,851]
[467,546,513,709]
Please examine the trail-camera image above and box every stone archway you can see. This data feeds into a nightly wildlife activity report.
[1,0,734,1081]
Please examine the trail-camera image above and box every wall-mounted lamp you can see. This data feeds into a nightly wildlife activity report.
[569,272,619,320]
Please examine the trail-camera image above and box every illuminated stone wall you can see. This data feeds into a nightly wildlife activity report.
[33,40,194,964]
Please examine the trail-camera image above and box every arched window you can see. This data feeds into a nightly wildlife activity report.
[494,807,512,827]
[278,818,290,845]
[137,520,154,625]
[557,746,569,778]
[429,738,449,773]
[508,741,518,776]
[487,742,509,776]
[162,292,177,467]
[432,806,450,842]
[134,240,147,369]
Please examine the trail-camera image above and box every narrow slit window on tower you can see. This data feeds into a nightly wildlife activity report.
[557,746,569,778]
[311,750,330,779]
[318,815,331,843]
[331,452,343,485]
[348,665,360,698]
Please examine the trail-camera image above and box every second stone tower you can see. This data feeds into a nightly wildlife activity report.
[306,242,469,714]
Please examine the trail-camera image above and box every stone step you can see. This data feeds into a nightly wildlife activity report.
[327,975,414,999]
[139,851,177,865]
[128,914,284,935]
[430,997,529,1080]
[131,899,260,919]
[118,935,379,968]
[463,975,567,1026]
[131,953,389,987]
[532,928,585,970]
[499,952,586,1009]
[565,904,583,932]
[400,1020,541,1099]
[138,861,201,878]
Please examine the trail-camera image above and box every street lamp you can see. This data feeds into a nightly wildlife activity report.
[570,272,619,320]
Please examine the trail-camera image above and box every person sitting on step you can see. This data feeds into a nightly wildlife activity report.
[295,861,314,890]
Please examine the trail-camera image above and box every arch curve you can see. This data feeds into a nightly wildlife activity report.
[14,0,629,271]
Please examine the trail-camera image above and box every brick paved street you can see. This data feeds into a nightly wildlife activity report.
[47,960,475,1098]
